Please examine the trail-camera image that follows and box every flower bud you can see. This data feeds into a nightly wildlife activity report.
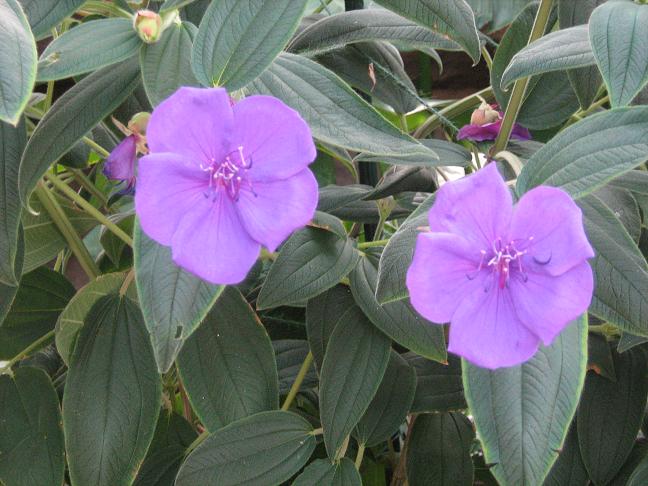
[128,112,151,135]
[134,10,162,44]
[470,102,500,126]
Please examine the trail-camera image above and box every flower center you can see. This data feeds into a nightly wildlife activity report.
[467,237,534,290]
[201,146,253,201]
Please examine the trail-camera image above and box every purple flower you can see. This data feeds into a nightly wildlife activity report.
[103,134,138,193]
[457,103,531,142]
[406,164,594,369]
[135,87,318,284]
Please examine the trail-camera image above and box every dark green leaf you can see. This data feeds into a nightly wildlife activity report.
[588,333,616,381]
[464,315,588,486]
[19,57,140,204]
[63,295,161,486]
[319,305,391,458]
[134,224,224,373]
[609,441,648,486]
[177,287,278,431]
[628,453,648,486]
[257,226,360,310]
[293,458,362,486]
[160,0,197,11]
[274,339,318,395]
[357,138,471,168]
[0,0,37,124]
[0,367,64,486]
[175,411,316,486]
[37,18,141,81]
[17,0,85,39]
[543,425,588,486]
[406,413,475,486]
[192,0,308,90]
[405,353,466,413]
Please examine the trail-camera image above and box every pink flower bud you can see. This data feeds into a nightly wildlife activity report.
[128,112,151,135]
[134,10,162,44]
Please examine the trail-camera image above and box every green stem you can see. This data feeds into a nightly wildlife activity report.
[186,431,208,455]
[82,136,111,159]
[0,330,55,375]
[481,45,493,71]
[355,443,366,470]
[357,238,389,249]
[491,0,555,156]
[565,95,610,127]
[70,168,110,209]
[281,351,314,411]
[46,172,133,247]
[313,0,334,13]
[35,183,99,279]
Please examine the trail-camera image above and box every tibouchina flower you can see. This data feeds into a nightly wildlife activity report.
[457,102,531,142]
[135,87,318,284]
[103,134,138,193]
[406,164,594,369]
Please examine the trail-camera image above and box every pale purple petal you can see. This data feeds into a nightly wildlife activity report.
[231,95,316,181]
[428,163,512,248]
[511,123,532,141]
[236,169,319,252]
[449,288,540,369]
[170,190,260,284]
[511,186,595,276]
[135,153,208,245]
[103,134,137,183]
[406,232,487,324]
[457,121,501,141]
[509,261,593,345]
[146,87,234,164]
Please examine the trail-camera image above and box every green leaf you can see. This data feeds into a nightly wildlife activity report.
[0,267,74,360]
[628,455,648,486]
[517,107,648,199]
[17,0,85,39]
[350,255,446,361]
[249,53,433,157]
[55,272,134,366]
[0,367,65,486]
[177,287,278,431]
[257,226,360,310]
[578,346,648,485]
[406,413,475,486]
[590,1,648,107]
[141,21,199,106]
[289,9,461,56]
[134,224,224,373]
[319,305,391,458]
[274,340,318,395]
[0,120,25,285]
[160,0,197,11]
[354,351,416,447]
[372,0,480,62]
[293,458,362,486]
[37,19,141,81]
[463,315,588,486]
[501,26,595,88]
[175,410,316,486]
[63,294,161,486]
[357,138,471,168]
[19,57,140,205]
[610,169,648,196]
[543,425,589,486]
[192,0,308,90]
[609,441,648,486]
[0,281,18,327]
[0,0,37,124]
[580,195,648,336]
[405,353,466,413]
[305,284,357,371]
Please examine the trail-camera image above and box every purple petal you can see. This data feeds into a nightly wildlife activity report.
[236,169,319,252]
[428,163,512,248]
[511,186,594,276]
[103,135,137,182]
[231,95,316,181]
[170,190,260,284]
[146,87,234,164]
[449,287,540,369]
[135,152,207,245]
[509,261,593,345]
[456,121,500,142]
[406,232,487,324]
[510,123,532,140]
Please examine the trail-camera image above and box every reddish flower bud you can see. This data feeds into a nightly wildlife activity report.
[134,10,162,44]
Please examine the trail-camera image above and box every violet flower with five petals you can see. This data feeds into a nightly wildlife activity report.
[135,87,318,284]
[406,163,594,369]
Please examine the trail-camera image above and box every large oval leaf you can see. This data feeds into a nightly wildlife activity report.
[257,226,360,310]
[0,0,37,125]
[175,411,316,486]
[19,58,140,204]
[177,287,278,431]
[63,294,161,486]
[372,0,480,62]
[293,458,361,486]
[0,120,25,285]
[0,367,64,486]
[517,107,648,199]
[578,346,648,485]
[193,0,308,90]
[141,21,199,106]
[249,52,433,157]
[590,1,648,107]
[463,315,588,486]
[406,353,466,413]
[543,425,589,486]
[319,305,391,458]
[37,18,141,81]
[350,254,446,362]
[17,0,85,39]
[134,224,224,373]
